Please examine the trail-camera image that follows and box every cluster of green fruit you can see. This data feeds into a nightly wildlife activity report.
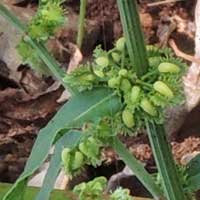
[64,37,186,131]
[121,62,180,128]
[28,0,65,41]
[73,177,132,200]
[17,0,65,75]
[61,137,102,176]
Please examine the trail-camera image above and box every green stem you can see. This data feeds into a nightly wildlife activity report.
[117,1,187,200]
[0,3,75,95]
[141,70,158,80]
[110,137,164,200]
[121,49,126,68]
[117,0,148,77]
[77,0,87,49]
[136,80,152,89]
[146,121,187,200]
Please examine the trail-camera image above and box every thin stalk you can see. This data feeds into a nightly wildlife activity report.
[117,0,148,77]
[117,1,187,200]
[146,121,187,200]
[77,0,87,49]
[0,3,75,95]
[110,137,164,200]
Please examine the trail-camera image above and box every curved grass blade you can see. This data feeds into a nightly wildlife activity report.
[36,130,82,200]
[110,137,163,200]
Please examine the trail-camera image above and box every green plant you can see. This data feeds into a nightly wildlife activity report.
[73,177,133,200]
[17,0,66,75]
[1,1,200,200]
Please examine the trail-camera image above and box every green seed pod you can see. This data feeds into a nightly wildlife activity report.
[140,98,157,116]
[153,81,174,98]
[108,77,120,88]
[88,137,96,144]
[120,79,132,92]
[118,69,128,77]
[131,86,141,103]
[84,74,95,81]
[61,148,71,165]
[79,142,88,156]
[158,62,180,73]
[72,151,84,170]
[94,70,104,78]
[122,109,135,128]
[95,56,109,68]
[111,52,121,63]
[148,57,160,67]
[80,74,95,81]
[87,137,100,157]
[116,37,126,51]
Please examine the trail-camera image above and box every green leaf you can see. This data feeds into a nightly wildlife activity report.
[117,0,148,76]
[36,130,82,200]
[186,154,200,192]
[187,174,200,192]
[110,137,163,199]
[145,121,186,200]
[0,183,72,200]
[3,88,121,200]
[186,154,200,177]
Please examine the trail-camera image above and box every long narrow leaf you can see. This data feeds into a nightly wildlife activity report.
[117,0,148,76]
[110,137,163,200]
[146,121,186,200]
[186,154,200,192]
[3,88,121,200]
[36,130,82,200]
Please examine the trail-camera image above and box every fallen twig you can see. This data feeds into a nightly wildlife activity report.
[169,39,200,65]
[147,0,185,7]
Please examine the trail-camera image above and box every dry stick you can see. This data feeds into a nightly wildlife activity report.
[169,39,200,65]
[147,0,185,7]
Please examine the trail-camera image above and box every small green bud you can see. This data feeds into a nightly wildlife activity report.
[120,79,132,92]
[118,69,128,77]
[72,151,84,170]
[108,77,120,88]
[158,62,180,73]
[153,81,174,98]
[140,98,157,116]
[122,109,135,128]
[79,142,88,156]
[111,52,121,63]
[116,37,126,51]
[95,56,109,68]
[148,57,160,67]
[131,86,141,103]
[94,70,104,78]
[88,137,96,144]
[61,148,71,164]
[84,74,95,81]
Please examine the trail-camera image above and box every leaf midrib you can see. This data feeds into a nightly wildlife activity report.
[71,92,116,124]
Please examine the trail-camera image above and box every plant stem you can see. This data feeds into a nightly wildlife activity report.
[117,1,187,200]
[117,0,148,77]
[77,0,87,49]
[146,121,187,200]
[110,137,164,200]
[136,80,153,89]
[141,70,158,80]
[0,3,75,95]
